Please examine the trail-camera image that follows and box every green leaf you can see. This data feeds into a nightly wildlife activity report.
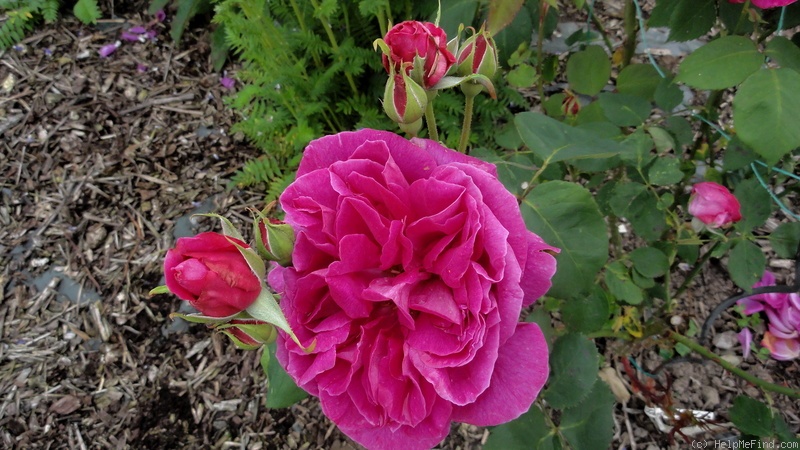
[766,36,800,71]
[609,182,666,242]
[171,0,203,43]
[629,247,670,278]
[619,129,656,169]
[655,77,684,112]
[486,0,525,35]
[210,24,229,72]
[526,309,556,351]
[604,261,644,304]
[667,0,716,42]
[559,381,616,450]
[723,138,759,171]
[507,63,538,88]
[437,0,480,36]
[567,45,611,96]
[617,64,662,101]
[770,222,800,259]
[148,0,170,14]
[515,112,623,164]
[647,156,684,186]
[544,333,599,409]
[73,0,101,24]
[728,240,766,291]
[493,5,534,67]
[647,126,675,153]
[733,68,800,165]
[648,0,678,28]
[521,182,608,299]
[734,178,772,232]
[597,93,651,127]
[262,343,308,408]
[484,404,556,450]
[676,36,763,90]
[729,396,773,437]
[561,287,611,334]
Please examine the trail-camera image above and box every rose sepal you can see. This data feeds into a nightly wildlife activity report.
[246,286,316,353]
[193,213,245,241]
[253,210,296,266]
[220,329,262,351]
[223,236,268,280]
[149,285,169,296]
[430,73,496,98]
[169,311,242,324]
[215,320,278,346]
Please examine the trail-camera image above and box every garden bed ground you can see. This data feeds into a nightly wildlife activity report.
[0,2,797,449]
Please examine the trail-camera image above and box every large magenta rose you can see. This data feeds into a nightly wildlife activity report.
[268,129,558,450]
[381,21,456,89]
[688,181,742,228]
[164,232,261,317]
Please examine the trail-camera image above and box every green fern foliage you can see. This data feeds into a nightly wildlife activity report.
[73,0,101,24]
[0,0,59,49]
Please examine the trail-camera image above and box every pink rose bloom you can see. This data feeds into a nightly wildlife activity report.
[738,271,800,361]
[164,232,262,317]
[269,129,558,450]
[728,0,797,8]
[382,21,456,89]
[688,182,742,228]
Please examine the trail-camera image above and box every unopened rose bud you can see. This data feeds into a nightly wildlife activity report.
[217,319,278,350]
[688,182,742,228]
[456,28,498,80]
[383,70,427,126]
[256,218,295,266]
[562,92,581,116]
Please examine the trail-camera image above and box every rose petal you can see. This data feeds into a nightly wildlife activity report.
[451,322,549,426]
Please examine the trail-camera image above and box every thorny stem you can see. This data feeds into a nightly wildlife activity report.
[691,90,724,159]
[622,0,637,68]
[674,241,721,300]
[458,93,476,153]
[425,93,439,141]
[586,3,615,54]
[668,331,800,399]
[536,0,547,103]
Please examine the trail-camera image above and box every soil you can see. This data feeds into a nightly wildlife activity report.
[0,2,797,450]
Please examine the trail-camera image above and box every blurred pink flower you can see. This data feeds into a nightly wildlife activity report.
[98,41,120,58]
[688,182,742,228]
[269,129,558,449]
[738,271,800,361]
[220,76,235,89]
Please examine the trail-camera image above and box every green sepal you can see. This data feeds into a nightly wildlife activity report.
[169,311,241,324]
[220,329,262,351]
[431,74,497,98]
[225,237,267,280]
[193,213,245,241]
[215,321,278,345]
[149,285,170,296]
[246,287,315,353]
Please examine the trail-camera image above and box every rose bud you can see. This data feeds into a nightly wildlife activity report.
[562,91,581,116]
[164,232,262,317]
[688,181,742,228]
[456,27,498,80]
[255,217,296,266]
[216,319,278,350]
[382,70,427,128]
[380,21,456,89]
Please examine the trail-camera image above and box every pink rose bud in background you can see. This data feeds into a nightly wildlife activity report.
[456,27,498,79]
[688,181,742,228]
[381,21,456,89]
[382,70,427,132]
[728,0,797,8]
[164,232,262,317]
[738,271,800,361]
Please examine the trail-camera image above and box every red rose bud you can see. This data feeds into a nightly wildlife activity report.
[383,70,427,127]
[562,92,581,116]
[256,218,295,266]
[456,28,498,80]
[380,21,456,89]
[688,182,742,228]
[217,319,278,350]
[164,232,262,317]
